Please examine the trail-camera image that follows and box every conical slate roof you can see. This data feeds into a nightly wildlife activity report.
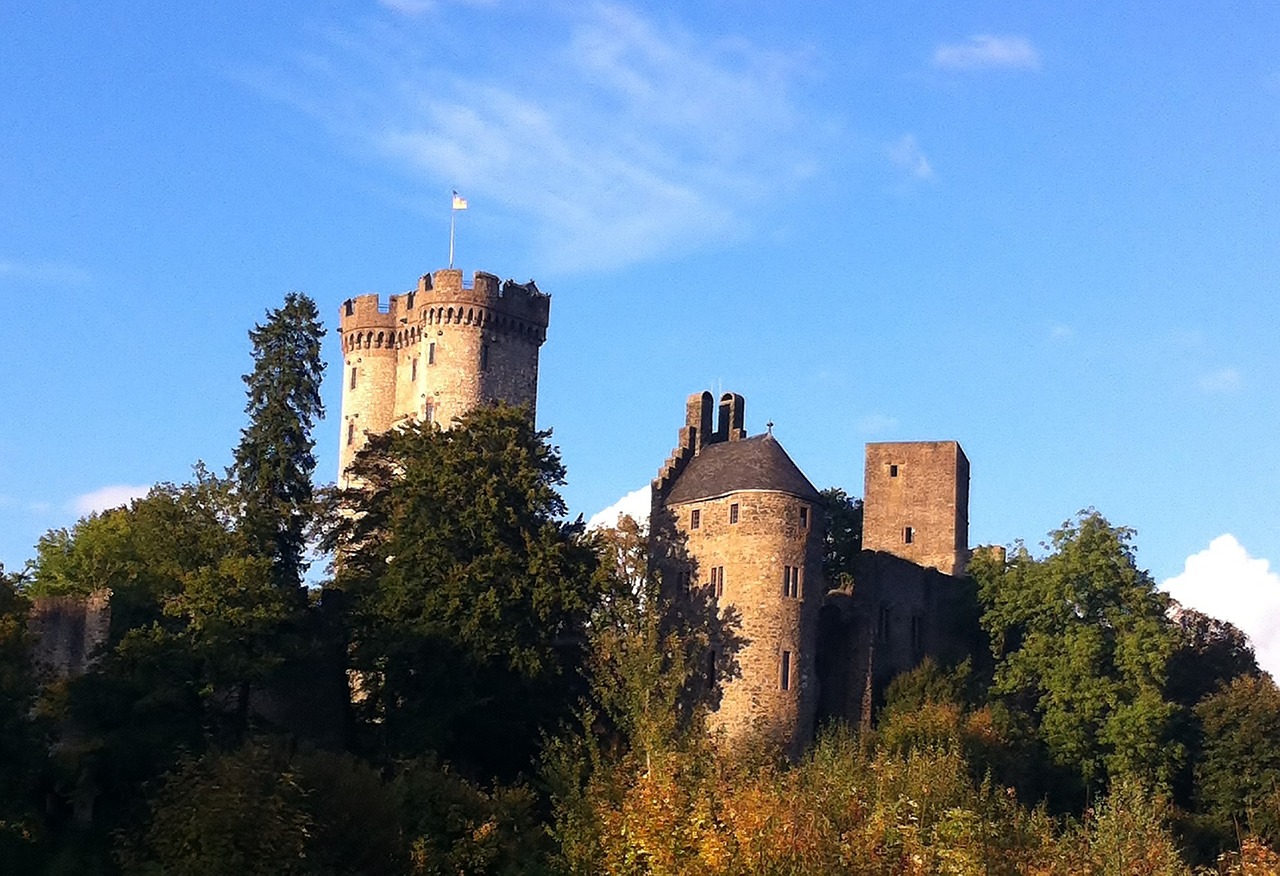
[664,433,821,505]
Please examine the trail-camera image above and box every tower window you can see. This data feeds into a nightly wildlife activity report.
[349,366,357,389]
[411,357,418,381]
[729,503,739,524]
[799,506,809,528]
[346,422,355,445]
[710,566,724,597]
[903,526,914,544]
[424,400,434,424]
[780,650,792,690]
[889,464,899,477]
[428,342,436,365]
[481,344,490,370]
[783,565,801,598]
[691,509,701,530]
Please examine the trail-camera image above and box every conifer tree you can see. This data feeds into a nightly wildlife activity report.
[233,292,325,592]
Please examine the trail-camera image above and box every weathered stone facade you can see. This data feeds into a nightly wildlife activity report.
[29,590,111,680]
[863,441,970,577]
[651,395,975,750]
[337,268,549,482]
[651,391,825,756]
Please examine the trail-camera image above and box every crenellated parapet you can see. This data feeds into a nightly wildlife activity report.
[338,267,551,482]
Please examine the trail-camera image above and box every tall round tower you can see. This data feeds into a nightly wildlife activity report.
[338,268,550,482]
[650,391,825,756]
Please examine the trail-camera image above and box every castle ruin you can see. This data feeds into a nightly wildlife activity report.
[336,265,975,750]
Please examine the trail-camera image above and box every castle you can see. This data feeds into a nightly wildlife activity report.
[337,268,549,483]
[339,267,975,753]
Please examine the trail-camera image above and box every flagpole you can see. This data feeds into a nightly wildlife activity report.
[449,208,456,269]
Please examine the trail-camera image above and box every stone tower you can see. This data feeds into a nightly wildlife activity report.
[337,268,550,482]
[862,441,970,576]
[651,391,824,756]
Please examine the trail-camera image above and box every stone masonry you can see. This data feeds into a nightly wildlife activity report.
[651,391,825,757]
[337,268,549,483]
[863,441,970,576]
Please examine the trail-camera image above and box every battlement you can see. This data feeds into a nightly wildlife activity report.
[340,269,550,352]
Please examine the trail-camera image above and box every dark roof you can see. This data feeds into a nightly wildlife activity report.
[665,434,821,505]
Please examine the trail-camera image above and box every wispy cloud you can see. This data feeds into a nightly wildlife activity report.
[886,135,933,180]
[1049,324,1074,341]
[71,484,151,516]
[252,4,819,272]
[1163,535,1280,678]
[858,413,899,434]
[931,35,1041,72]
[0,258,90,285]
[1198,367,1242,394]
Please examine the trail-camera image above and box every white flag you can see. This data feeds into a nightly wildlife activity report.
[452,191,468,210]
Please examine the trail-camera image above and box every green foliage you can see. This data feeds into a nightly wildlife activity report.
[233,291,326,592]
[1166,606,1260,709]
[1194,675,1280,848]
[326,405,605,775]
[974,511,1182,796]
[820,487,862,587]
[0,565,43,868]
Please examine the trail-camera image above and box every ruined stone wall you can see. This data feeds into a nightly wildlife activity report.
[338,268,549,481]
[817,553,968,728]
[863,441,970,576]
[29,590,111,680]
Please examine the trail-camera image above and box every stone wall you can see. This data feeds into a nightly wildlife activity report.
[863,441,970,576]
[337,268,549,481]
[658,490,823,755]
[29,589,111,680]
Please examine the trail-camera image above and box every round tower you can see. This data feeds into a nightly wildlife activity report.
[338,268,550,482]
[650,392,825,756]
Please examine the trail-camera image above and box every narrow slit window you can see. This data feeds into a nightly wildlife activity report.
[428,342,436,365]
[481,344,490,370]
[783,565,800,598]
[691,509,701,530]
[411,357,418,381]
[349,366,357,389]
[710,566,724,598]
[889,464,899,477]
[729,503,739,524]
[346,422,355,445]
[424,400,434,424]
[903,526,914,544]
[799,506,809,528]
[780,650,792,690]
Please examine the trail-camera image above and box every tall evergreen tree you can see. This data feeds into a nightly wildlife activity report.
[233,292,325,592]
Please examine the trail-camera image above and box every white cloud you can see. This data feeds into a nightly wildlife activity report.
[587,485,651,530]
[257,3,818,272]
[886,135,933,180]
[1049,324,1074,341]
[1162,534,1280,679]
[71,484,151,516]
[931,35,1041,72]
[857,413,899,434]
[0,258,90,285]
[1198,367,1242,394]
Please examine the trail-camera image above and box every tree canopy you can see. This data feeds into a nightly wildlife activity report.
[971,510,1182,796]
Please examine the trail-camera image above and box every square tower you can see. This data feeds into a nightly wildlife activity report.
[863,441,969,576]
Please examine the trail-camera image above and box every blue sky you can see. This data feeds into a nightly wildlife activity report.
[3,2,1278,665]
